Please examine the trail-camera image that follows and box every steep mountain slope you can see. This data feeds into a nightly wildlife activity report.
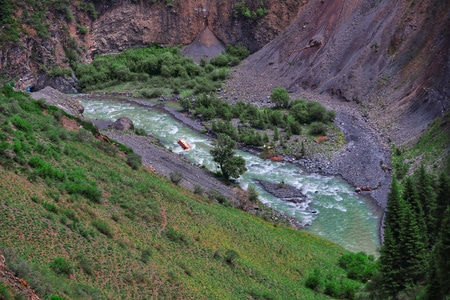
[224,0,449,145]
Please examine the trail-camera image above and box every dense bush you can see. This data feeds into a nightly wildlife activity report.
[127,152,142,170]
[76,44,242,95]
[309,122,326,136]
[49,256,74,277]
[338,252,377,282]
[305,269,322,290]
[169,171,183,185]
[270,87,290,108]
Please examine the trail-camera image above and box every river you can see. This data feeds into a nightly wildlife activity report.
[80,98,380,255]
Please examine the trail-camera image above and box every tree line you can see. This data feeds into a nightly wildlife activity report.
[368,165,450,299]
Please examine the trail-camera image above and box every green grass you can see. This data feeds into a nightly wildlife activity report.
[0,86,358,298]
[393,111,450,176]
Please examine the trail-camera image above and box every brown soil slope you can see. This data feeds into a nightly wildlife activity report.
[225,0,449,145]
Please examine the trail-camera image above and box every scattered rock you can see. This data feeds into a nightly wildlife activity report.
[108,117,134,131]
[256,180,307,199]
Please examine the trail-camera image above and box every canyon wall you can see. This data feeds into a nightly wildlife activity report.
[225,0,449,144]
[0,0,304,92]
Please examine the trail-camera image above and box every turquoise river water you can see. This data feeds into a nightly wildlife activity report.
[80,99,380,255]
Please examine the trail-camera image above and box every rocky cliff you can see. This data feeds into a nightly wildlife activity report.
[0,0,303,92]
[0,0,448,144]
[224,0,450,145]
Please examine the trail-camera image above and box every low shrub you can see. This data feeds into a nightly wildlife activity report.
[224,249,239,265]
[338,252,376,282]
[324,281,340,298]
[42,202,58,213]
[77,254,93,276]
[127,152,142,170]
[309,122,326,136]
[49,256,74,277]
[305,269,322,291]
[208,189,230,206]
[247,185,259,203]
[134,127,147,136]
[270,87,290,108]
[193,184,204,194]
[165,227,189,245]
[169,171,183,185]
[140,248,152,264]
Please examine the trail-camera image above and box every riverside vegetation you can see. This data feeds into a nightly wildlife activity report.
[0,86,373,299]
[76,45,340,162]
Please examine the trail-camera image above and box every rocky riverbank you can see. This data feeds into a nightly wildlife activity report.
[72,90,389,237]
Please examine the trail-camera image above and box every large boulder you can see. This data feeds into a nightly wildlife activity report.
[108,117,134,131]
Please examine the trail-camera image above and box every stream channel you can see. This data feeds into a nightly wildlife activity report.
[80,98,380,255]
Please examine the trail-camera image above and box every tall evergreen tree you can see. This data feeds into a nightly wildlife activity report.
[403,176,427,244]
[425,207,450,299]
[399,203,427,286]
[414,165,437,246]
[435,173,450,230]
[379,179,405,297]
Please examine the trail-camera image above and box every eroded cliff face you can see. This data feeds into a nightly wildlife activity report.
[0,0,304,92]
[90,0,304,55]
[225,0,449,145]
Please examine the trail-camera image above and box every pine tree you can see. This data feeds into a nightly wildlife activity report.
[425,207,450,299]
[399,203,427,286]
[414,165,437,246]
[435,173,450,230]
[403,176,427,244]
[379,179,405,297]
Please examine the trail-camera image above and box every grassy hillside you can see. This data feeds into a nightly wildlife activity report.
[0,86,362,299]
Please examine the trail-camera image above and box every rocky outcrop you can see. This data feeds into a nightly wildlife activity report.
[108,117,134,131]
[90,0,304,55]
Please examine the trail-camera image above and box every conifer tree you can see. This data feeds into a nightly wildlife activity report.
[399,203,427,286]
[425,207,450,299]
[403,176,427,244]
[435,173,450,230]
[379,179,405,297]
[414,165,437,246]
